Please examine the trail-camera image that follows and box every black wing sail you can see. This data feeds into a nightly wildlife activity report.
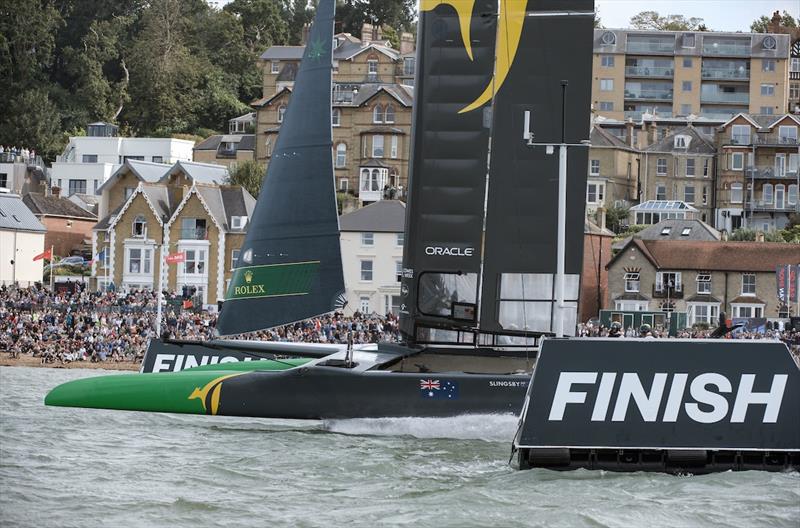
[216,0,343,336]
[400,0,499,344]
[479,0,594,336]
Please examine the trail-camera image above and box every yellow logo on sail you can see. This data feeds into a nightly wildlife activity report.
[420,0,527,114]
[189,373,247,415]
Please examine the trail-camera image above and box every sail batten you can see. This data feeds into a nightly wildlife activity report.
[216,0,343,336]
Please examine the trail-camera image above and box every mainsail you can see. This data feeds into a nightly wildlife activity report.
[216,0,343,336]
[400,0,594,344]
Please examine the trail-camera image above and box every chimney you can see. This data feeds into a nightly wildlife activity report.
[361,23,373,45]
[756,231,765,243]
[598,206,607,232]
[400,32,415,55]
[625,119,635,147]
[768,11,782,33]
[51,186,61,198]
[647,122,658,147]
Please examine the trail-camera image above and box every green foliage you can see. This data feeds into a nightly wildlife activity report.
[603,205,630,234]
[227,160,266,198]
[729,228,786,243]
[777,224,800,244]
[613,224,646,242]
[629,11,707,31]
[751,11,797,33]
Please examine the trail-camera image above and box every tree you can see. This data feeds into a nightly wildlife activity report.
[750,11,797,33]
[729,228,785,243]
[228,160,266,197]
[224,0,290,51]
[603,205,630,234]
[630,11,706,31]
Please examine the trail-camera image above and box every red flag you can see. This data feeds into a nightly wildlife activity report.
[33,247,52,261]
[182,299,194,309]
[166,251,186,265]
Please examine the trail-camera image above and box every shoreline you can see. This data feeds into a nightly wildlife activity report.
[0,355,140,371]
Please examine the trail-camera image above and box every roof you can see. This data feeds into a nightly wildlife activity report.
[97,159,170,194]
[349,84,413,107]
[584,219,614,237]
[260,46,305,60]
[163,160,228,186]
[608,239,800,273]
[339,200,406,232]
[174,184,256,233]
[0,193,46,232]
[634,219,721,242]
[251,87,292,108]
[590,125,631,150]
[194,134,255,152]
[260,39,401,63]
[22,193,97,220]
[631,200,698,212]
[645,125,715,154]
[139,184,173,222]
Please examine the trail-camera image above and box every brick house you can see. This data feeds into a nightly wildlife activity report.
[22,191,97,258]
[607,239,800,327]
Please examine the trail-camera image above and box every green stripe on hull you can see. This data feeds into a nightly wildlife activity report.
[44,359,309,414]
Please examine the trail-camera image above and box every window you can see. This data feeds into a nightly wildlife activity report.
[396,233,404,246]
[372,135,384,158]
[763,183,774,204]
[0,173,7,189]
[384,105,395,124]
[682,81,692,92]
[271,61,280,73]
[600,79,613,91]
[359,296,370,314]
[703,159,710,177]
[335,143,346,168]
[731,124,750,145]
[360,168,387,192]
[760,106,774,115]
[361,232,374,246]
[184,249,206,275]
[367,60,378,75]
[360,260,373,281]
[390,136,398,159]
[731,183,743,203]
[599,101,613,111]
[132,215,147,238]
[661,226,672,235]
[656,183,666,200]
[395,261,403,283]
[760,83,775,96]
[791,82,800,100]
[152,156,163,163]
[265,138,272,157]
[123,156,144,162]
[731,152,744,170]
[332,109,340,127]
[680,104,691,115]
[82,154,97,163]
[779,126,798,143]
[733,304,763,318]
[277,105,286,123]
[68,179,87,195]
[741,273,756,295]
[590,159,600,175]
[656,158,667,175]
[624,272,640,292]
[231,216,247,229]
[656,272,681,293]
[696,273,711,294]
[683,58,692,68]
[702,186,708,205]
[124,187,135,200]
[762,59,775,72]
[684,185,695,204]
[690,303,719,325]
[793,58,800,72]
[681,226,692,236]
[128,248,151,274]
[586,182,604,204]
[686,158,695,176]
[789,184,798,206]
[339,178,349,191]
[601,55,614,67]
[181,218,207,240]
[403,57,415,76]
[682,33,695,48]
[373,104,384,123]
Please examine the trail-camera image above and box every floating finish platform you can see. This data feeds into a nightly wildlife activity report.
[512,338,800,474]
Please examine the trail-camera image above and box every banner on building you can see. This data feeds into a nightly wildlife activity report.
[166,252,186,265]
[776,264,799,303]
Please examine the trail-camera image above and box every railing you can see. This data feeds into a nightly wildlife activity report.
[701,67,749,80]
[752,136,800,146]
[624,89,673,101]
[652,285,684,299]
[179,228,208,240]
[745,201,800,213]
[730,135,751,145]
[626,41,675,53]
[702,42,751,56]
[624,110,672,120]
[0,153,44,167]
[745,167,799,179]
[625,66,673,77]
[700,92,749,104]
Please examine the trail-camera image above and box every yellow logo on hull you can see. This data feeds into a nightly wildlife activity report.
[420,0,528,114]
[189,373,247,415]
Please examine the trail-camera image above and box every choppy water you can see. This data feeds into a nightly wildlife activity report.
[1,367,798,528]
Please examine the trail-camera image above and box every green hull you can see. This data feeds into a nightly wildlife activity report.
[44,359,309,414]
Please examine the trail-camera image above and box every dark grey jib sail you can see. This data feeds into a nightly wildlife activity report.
[400,0,594,345]
[216,0,343,336]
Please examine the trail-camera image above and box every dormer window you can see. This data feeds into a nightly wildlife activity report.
[271,61,280,74]
[368,60,378,75]
[674,135,691,148]
[384,104,395,124]
[373,104,384,123]
[660,226,672,235]
[231,216,248,230]
[332,108,341,127]
[132,215,147,238]
[277,105,287,123]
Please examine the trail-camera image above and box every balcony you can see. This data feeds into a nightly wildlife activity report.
[700,92,749,104]
[624,110,672,120]
[745,166,799,179]
[702,42,751,56]
[701,67,749,81]
[752,136,800,147]
[624,89,673,101]
[626,41,675,54]
[730,134,751,145]
[179,228,208,240]
[625,66,673,78]
[745,201,800,213]
[652,284,684,299]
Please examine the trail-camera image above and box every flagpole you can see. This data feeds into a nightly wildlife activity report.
[49,245,54,291]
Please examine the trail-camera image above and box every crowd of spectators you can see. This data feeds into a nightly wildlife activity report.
[0,284,401,365]
[0,145,38,164]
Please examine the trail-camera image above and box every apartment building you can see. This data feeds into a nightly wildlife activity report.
[715,113,800,233]
[592,29,791,122]
[586,124,640,215]
[254,26,415,205]
[193,113,256,168]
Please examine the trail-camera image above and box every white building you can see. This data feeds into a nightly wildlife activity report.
[51,122,195,197]
[339,200,405,315]
[0,193,46,286]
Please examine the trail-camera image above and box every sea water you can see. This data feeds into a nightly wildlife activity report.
[1,366,798,528]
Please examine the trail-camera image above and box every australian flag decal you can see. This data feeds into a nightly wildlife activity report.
[419,379,459,400]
